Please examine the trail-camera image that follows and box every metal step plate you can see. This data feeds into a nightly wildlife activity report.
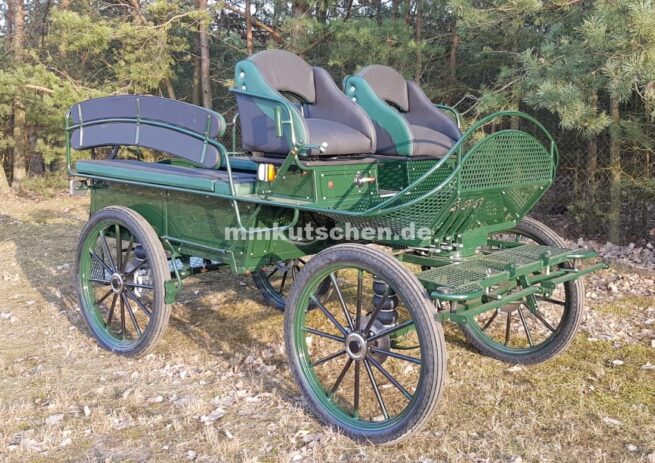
[417,244,596,299]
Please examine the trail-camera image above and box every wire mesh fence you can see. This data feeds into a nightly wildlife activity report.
[525,111,655,245]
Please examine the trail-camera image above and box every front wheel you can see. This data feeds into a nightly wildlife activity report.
[75,206,171,357]
[460,216,584,365]
[284,244,446,444]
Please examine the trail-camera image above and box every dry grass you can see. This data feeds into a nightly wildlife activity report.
[0,193,653,463]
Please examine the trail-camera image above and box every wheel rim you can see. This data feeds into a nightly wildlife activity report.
[79,220,155,349]
[467,230,571,354]
[293,263,424,431]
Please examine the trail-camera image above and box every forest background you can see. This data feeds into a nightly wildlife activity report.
[2,0,654,244]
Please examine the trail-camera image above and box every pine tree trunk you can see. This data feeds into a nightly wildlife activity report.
[12,96,27,190]
[291,1,307,51]
[0,163,9,195]
[414,0,422,81]
[376,0,382,25]
[586,92,599,198]
[608,96,622,243]
[192,0,201,106]
[392,0,399,21]
[198,0,212,109]
[403,0,411,25]
[245,0,254,55]
[10,0,27,191]
[449,27,459,83]
[164,78,176,100]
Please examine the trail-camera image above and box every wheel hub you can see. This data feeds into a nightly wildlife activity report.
[345,332,367,361]
[110,273,124,293]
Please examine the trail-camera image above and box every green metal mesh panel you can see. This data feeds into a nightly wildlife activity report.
[459,131,553,192]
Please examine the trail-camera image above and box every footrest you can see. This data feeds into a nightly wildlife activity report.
[417,244,596,301]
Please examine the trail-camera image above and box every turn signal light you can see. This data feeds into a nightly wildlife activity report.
[257,163,277,182]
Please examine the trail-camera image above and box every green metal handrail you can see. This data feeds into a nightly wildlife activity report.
[434,104,462,130]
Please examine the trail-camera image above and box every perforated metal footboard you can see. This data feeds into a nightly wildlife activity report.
[417,244,597,301]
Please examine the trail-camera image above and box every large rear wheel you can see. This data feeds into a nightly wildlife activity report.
[460,217,584,365]
[285,244,446,444]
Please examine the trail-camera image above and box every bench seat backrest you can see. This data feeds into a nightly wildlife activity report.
[67,95,226,169]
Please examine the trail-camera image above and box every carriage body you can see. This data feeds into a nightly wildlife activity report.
[66,57,605,444]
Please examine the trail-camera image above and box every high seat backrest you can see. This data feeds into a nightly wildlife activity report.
[358,65,409,112]
[249,50,316,103]
[233,50,376,156]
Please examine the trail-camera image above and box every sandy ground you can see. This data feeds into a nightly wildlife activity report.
[0,194,653,463]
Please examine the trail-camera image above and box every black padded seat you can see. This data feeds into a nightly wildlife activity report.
[350,65,461,157]
[305,119,374,156]
[76,160,256,195]
[408,125,456,157]
[234,50,376,157]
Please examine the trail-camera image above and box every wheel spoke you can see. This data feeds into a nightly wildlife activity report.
[106,294,118,326]
[367,355,413,401]
[481,309,499,331]
[330,358,353,396]
[504,312,512,346]
[279,271,288,293]
[99,231,116,271]
[90,251,114,275]
[311,295,348,336]
[89,278,111,285]
[533,309,556,332]
[302,327,345,343]
[115,224,122,272]
[355,270,363,328]
[124,289,152,318]
[122,294,142,337]
[370,346,421,365]
[536,296,566,306]
[123,282,153,290]
[126,259,147,276]
[364,359,389,420]
[96,288,114,306]
[330,273,354,330]
[311,349,346,367]
[265,267,278,280]
[121,237,134,273]
[120,295,126,340]
[353,361,360,417]
[517,306,533,347]
[368,319,415,343]
[364,287,389,334]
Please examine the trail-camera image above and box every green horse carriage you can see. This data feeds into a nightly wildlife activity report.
[67,50,605,444]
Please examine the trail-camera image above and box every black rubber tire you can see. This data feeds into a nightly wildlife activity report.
[75,206,171,357]
[460,216,585,365]
[284,243,447,445]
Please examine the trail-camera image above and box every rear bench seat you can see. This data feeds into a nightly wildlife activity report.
[76,159,257,195]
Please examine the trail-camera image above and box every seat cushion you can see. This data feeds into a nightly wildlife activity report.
[76,160,256,195]
[305,118,374,156]
[408,125,455,157]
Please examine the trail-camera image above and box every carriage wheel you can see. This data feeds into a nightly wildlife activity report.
[252,257,332,311]
[75,206,171,357]
[460,216,584,365]
[284,244,446,444]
